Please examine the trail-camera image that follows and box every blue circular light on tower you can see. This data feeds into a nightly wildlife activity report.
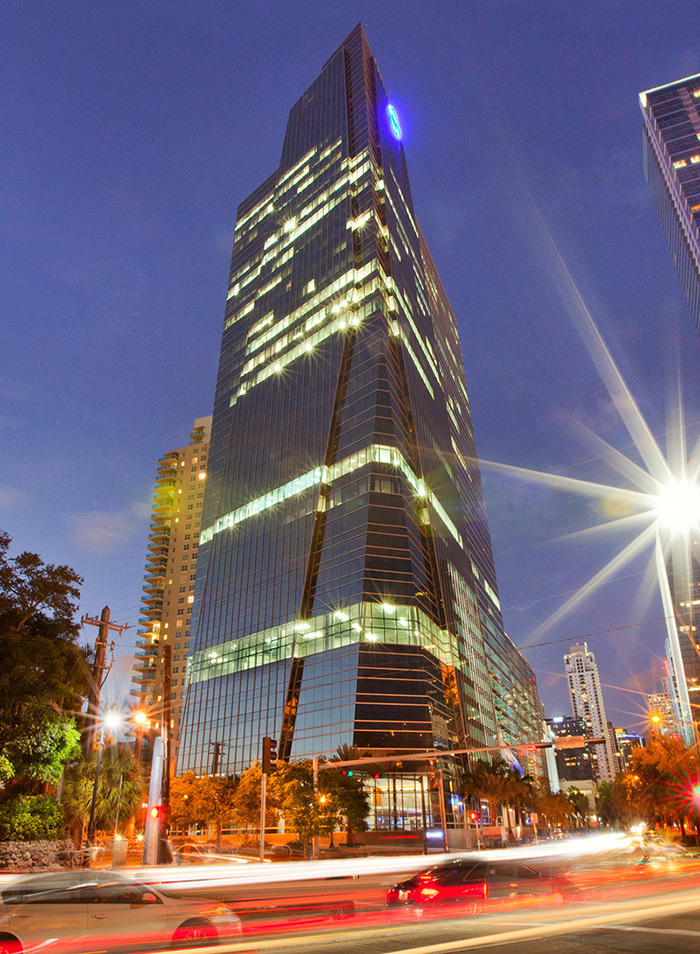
[387,104,402,140]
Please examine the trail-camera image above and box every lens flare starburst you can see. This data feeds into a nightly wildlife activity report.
[482,213,700,739]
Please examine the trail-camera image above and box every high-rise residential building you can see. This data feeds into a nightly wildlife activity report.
[178,25,542,835]
[640,75,700,334]
[564,643,617,782]
[132,417,212,758]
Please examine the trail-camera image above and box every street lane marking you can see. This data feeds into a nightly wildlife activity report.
[604,925,700,938]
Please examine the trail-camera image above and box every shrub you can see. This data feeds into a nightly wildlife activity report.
[0,795,66,841]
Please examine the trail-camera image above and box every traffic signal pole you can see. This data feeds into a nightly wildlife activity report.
[259,771,267,863]
[260,736,277,862]
[312,757,319,860]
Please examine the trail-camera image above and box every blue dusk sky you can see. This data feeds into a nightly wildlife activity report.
[2,0,699,734]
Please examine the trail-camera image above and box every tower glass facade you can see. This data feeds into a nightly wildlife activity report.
[640,74,700,334]
[178,26,541,818]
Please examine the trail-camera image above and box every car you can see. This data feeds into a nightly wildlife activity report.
[267,842,305,859]
[0,871,242,952]
[387,859,574,912]
[173,843,251,865]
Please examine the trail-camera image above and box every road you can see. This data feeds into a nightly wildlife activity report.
[154,859,700,954]
[202,886,700,954]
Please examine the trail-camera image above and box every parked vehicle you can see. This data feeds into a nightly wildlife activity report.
[173,843,251,865]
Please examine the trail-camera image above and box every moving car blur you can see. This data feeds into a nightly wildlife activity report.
[0,871,242,952]
[386,858,574,911]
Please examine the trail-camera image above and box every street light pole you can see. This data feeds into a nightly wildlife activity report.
[86,712,122,849]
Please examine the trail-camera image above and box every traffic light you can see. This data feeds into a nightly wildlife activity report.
[693,784,700,799]
[469,811,480,822]
[150,806,160,819]
[341,769,354,777]
[262,736,277,774]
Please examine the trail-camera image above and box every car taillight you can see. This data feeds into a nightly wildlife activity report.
[481,881,488,899]
[420,887,439,898]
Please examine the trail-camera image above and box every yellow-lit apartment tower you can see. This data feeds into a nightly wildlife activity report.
[131,416,212,758]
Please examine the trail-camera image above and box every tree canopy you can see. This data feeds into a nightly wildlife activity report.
[461,757,529,826]
[0,532,89,788]
[169,771,238,846]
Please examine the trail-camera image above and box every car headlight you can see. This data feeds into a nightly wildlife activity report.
[210,905,239,922]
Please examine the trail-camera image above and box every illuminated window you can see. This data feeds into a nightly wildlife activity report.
[673,160,688,169]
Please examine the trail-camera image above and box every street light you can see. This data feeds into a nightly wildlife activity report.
[86,711,122,848]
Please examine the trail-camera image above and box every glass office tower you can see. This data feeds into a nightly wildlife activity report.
[640,75,700,334]
[178,25,539,829]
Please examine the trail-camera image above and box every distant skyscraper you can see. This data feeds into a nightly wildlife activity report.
[178,25,542,835]
[132,417,212,758]
[640,75,700,334]
[564,643,616,782]
[546,716,594,783]
[613,728,644,772]
[648,688,681,738]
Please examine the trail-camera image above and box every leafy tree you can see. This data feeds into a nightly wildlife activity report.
[170,772,238,846]
[0,753,14,785]
[624,736,697,834]
[231,762,279,833]
[204,776,238,847]
[0,794,65,841]
[170,771,210,830]
[0,532,89,788]
[4,714,81,787]
[61,745,145,835]
[269,761,324,848]
[527,779,575,832]
[229,753,370,850]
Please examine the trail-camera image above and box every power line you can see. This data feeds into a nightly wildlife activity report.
[519,614,675,652]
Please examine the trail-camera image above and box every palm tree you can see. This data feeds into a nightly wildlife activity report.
[62,745,145,838]
[462,758,529,834]
[330,744,370,845]
[566,786,591,828]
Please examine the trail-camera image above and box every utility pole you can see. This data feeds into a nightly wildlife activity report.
[81,607,130,756]
[211,741,221,776]
[157,644,172,864]
[259,771,267,863]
